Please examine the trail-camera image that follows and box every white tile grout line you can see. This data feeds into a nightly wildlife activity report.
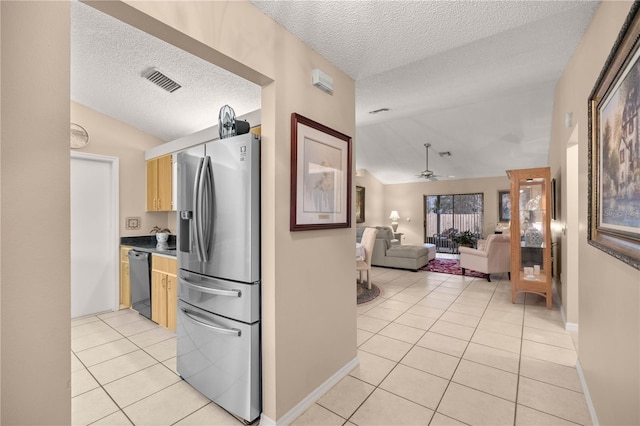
[325,272,504,425]
[336,270,586,426]
[71,311,195,426]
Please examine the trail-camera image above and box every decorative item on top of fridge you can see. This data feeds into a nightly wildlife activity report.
[218,104,250,139]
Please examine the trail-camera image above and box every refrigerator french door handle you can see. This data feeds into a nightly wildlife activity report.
[193,157,205,262]
[181,278,241,298]
[196,158,207,262]
[180,308,241,336]
[199,157,214,262]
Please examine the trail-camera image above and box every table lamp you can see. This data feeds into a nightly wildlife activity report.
[389,210,400,232]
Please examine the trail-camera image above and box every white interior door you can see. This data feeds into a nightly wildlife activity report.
[71,153,119,318]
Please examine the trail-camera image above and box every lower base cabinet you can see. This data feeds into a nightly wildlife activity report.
[119,246,132,308]
[151,255,177,331]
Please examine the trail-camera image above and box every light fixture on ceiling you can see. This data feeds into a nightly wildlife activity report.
[389,210,400,232]
[369,108,390,114]
[312,69,334,94]
[143,68,182,93]
[439,151,451,157]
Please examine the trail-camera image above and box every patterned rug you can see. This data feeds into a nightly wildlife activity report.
[420,258,488,279]
[357,282,380,304]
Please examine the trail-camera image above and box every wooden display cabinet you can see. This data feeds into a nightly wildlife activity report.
[506,167,553,309]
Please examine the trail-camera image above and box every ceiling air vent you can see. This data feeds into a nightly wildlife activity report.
[143,68,181,93]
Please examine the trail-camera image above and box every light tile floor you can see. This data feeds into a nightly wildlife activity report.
[293,265,591,426]
[71,309,243,425]
[72,264,590,426]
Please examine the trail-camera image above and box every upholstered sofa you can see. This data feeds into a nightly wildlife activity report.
[356,226,436,271]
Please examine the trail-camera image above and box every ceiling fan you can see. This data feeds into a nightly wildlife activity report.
[417,143,443,181]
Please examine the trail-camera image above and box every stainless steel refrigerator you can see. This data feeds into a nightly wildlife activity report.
[176,132,260,423]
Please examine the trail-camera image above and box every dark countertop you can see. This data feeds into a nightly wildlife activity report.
[121,235,177,257]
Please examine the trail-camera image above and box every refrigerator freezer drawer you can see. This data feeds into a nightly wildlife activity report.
[178,270,260,324]
[177,300,260,423]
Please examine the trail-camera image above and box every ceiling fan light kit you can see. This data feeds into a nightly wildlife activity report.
[417,143,444,181]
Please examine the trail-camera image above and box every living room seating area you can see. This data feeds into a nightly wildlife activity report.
[356,226,435,271]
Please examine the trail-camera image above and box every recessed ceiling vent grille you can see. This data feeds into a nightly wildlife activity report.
[143,68,181,93]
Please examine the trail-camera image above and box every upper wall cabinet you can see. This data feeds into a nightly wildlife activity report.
[506,167,552,309]
[147,154,173,211]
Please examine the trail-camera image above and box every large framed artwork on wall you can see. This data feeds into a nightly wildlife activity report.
[290,113,352,231]
[588,1,640,270]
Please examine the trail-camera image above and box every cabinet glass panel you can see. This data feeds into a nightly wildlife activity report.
[519,177,546,277]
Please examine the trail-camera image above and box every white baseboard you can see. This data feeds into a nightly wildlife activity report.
[260,413,276,425]
[259,356,360,426]
[565,322,578,333]
[576,359,599,426]
[560,305,579,333]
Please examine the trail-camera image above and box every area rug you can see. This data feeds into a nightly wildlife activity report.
[420,258,488,279]
[357,282,380,304]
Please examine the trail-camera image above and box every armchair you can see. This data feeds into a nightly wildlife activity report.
[459,234,511,282]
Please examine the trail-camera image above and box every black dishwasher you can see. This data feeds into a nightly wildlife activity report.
[128,250,152,319]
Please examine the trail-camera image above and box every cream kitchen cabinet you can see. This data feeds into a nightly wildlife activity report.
[151,254,177,331]
[146,154,173,211]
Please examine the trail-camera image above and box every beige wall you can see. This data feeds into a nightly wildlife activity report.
[71,102,171,237]
[0,2,71,424]
[86,1,357,421]
[383,177,510,245]
[550,1,640,424]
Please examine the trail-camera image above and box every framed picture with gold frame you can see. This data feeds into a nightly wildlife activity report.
[356,186,365,223]
[498,190,510,222]
[588,2,640,270]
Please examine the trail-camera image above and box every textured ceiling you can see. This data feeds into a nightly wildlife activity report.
[251,0,600,183]
[71,1,600,184]
[70,1,261,142]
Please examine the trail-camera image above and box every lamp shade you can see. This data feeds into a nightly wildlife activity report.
[389,211,400,220]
